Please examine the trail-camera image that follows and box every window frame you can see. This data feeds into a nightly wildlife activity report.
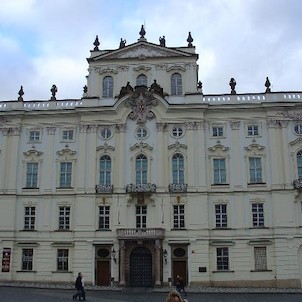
[216,247,229,271]
[58,206,70,230]
[252,203,265,227]
[28,130,41,142]
[172,153,185,184]
[102,76,113,98]
[294,124,302,135]
[24,206,36,230]
[247,124,259,136]
[249,157,263,184]
[215,204,228,228]
[171,73,183,95]
[213,158,227,185]
[62,129,74,142]
[136,205,147,228]
[59,162,72,188]
[21,248,33,271]
[173,204,185,229]
[57,249,69,271]
[136,74,147,86]
[212,126,224,138]
[25,162,38,188]
[254,246,267,271]
[297,151,302,179]
[135,154,148,185]
[99,155,111,186]
[98,205,110,230]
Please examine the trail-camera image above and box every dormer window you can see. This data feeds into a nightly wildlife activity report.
[171,73,182,95]
[136,74,147,87]
[102,76,113,98]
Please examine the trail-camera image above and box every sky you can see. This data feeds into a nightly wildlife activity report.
[0,0,301,101]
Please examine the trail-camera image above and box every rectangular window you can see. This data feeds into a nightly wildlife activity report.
[252,203,264,227]
[254,247,267,270]
[249,157,262,183]
[216,247,229,271]
[24,206,35,230]
[22,249,33,271]
[173,205,185,229]
[247,125,259,136]
[213,158,226,184]
[57,249,69,271]
[60,162,72,188]
[135,156,147,184]
[99,206,110,229]
[62,130,74,141]
[26,163,38,188]
[215,204,227,228]
[29,131,40,142]
[136,205,147,228]
[212,126,224,137]
[59,206,70,230]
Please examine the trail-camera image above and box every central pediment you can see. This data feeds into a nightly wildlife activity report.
[89,41,194,62]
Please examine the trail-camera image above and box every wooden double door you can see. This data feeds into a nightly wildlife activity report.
[96,260,110,286]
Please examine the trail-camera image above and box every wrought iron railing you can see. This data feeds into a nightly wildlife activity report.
[95,184,114,194]
[293,179,302,189]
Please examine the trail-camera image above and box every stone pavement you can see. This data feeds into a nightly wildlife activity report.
[1,281,302,294]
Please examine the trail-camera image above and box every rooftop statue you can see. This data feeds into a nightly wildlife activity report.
[159,36,166,47]
[229,78,236,94]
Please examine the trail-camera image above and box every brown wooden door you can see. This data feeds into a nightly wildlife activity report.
[173,260,187,286]
[96,260,110,286]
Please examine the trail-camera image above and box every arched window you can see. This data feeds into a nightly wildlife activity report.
[99,155,111,185]
[172,153,184,184]
[135,154,147,184]
[102,76,113,98]
[136,74,147,87]
[297,151,302,179]
[171,73,182,95]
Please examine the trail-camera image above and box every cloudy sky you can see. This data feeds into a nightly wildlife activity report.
[0,0,301,101]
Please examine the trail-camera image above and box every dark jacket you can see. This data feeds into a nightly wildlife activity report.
[75,276,83,290]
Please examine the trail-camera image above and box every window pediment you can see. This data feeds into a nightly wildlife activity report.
[56,148,77,156]
[23,149,43,157]
[208,144,229,153]
[130,142,153,151]
[244,143,265,155]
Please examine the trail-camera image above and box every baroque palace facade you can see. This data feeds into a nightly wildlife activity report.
[1,26,302,288]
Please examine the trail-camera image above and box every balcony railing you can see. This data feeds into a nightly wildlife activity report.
[96,184,114,194]
[293,179,302,189]
[117,228,165,240]
[168,183,188,193]
[125,183,157,194]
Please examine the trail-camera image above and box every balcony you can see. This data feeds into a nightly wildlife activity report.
[95,184,113,194]
[293,179,302,190]
[117,228,165,240]
[125,183,157,194]
[168,183,188,193]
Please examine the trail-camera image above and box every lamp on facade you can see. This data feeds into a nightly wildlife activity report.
[112,248,117,263]
[163,249,168,264]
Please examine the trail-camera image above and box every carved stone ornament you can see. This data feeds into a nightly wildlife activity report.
[125,86,158,124]
[277,111,302,121]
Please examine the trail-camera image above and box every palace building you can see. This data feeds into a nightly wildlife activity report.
[1,26,302,288]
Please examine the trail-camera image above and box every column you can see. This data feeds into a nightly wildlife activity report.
[115,124,126,192]
[119,240,126,286]
[156,123,167,190]
[155,239,161,286]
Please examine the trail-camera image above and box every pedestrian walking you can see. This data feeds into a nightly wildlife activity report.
[176,275,187,298]
[80,273,87,301]
[73,272,83,301]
